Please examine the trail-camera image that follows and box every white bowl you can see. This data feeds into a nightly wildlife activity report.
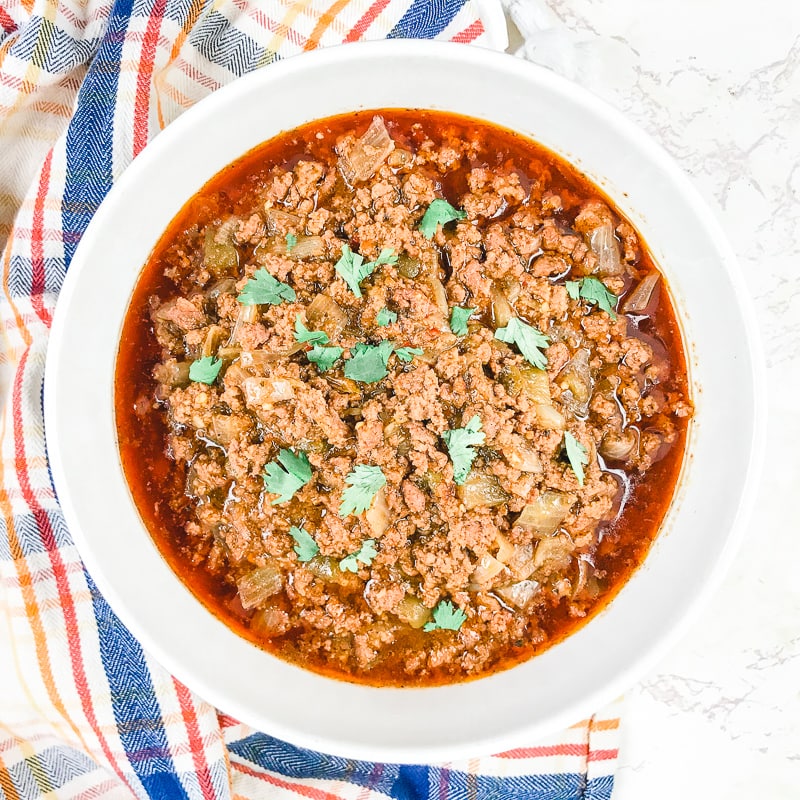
[44,40,765,763]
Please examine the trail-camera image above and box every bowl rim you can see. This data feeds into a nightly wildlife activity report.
[44,39,767,762]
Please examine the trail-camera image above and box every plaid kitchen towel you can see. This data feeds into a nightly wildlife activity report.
[0,1,620,798]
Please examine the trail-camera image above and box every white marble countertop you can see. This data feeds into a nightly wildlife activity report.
[504,1,800,796]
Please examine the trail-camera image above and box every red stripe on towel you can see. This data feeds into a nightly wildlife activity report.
[133,0,168,157]
[451,19,483,44]
[29,151,53,326]
[343,0,392,42]
[174,678,219,800]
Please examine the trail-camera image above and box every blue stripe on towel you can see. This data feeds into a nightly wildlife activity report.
[388,0,465,39]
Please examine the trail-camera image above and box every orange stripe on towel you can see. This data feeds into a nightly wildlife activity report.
[590,718,620,732]
[303,0,354,50]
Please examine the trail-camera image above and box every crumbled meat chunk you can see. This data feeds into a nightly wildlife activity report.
[531,253,568,277]
[235,213,264,245]
[154,296,206,332]
[574,201,614,234]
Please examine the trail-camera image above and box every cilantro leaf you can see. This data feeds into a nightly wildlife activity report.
[307,344,343,372]
[343,341,394,383]
[294,314,329,345]
[370,248,399,269]
[578,277,618,319]
[566,277,618,320]
[289,525,318,562]
[395,346,423,363]
[238,269,296,305]
[418,199,467,239]
[564,431,589,487]
[338,554,358,573]
[442,415,485,485]
[495,317,550,369]
[424,599,467,632]
[339,465,387,516]
[285,233,297,253]
[189,356,222,385]
[449,306,475,336]
[339,539,378,573]
[565,280,581,300]
[335,245,397,297]
[334,246,369,297]
[376,307,397,327]
[263,448,312,504]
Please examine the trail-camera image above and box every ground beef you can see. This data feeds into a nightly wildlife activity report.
[117,110,692,686]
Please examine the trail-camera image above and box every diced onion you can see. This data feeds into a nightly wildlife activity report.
[429,275,450,320]
[306,293,347,340]
[304,555,335,580]
[227,303,258,346]
[237,565,282,610]
[457,472,510,510]
[495,579,539,610]
[266,208,302,233]
[558,348,592,416]
[516,491,576,537]
[325,375,361,395]
[622,273,660,314]
[600,429,638,461]
[490,285,514,329]
[547,323,585,350]
[288,235,325,259]
[388,148,414,168]
[267,378,296,401]
[417,333,458,365]
[201,325,227,359]
[216,346,242,362]
[211,413,250,445]
[506,543,535,581]
[250,607,289,637]
[205,277,237,300]
[338,115,395,184]
[470,553,506,589]
[495,532,515,564]
[304,555,360,588]
[366,487,390,537]
[532,533,574,574]
[572,557,591,598]
[238,344,304,370]
[588,223,623,276]
[504,435,543,473]
[532,403,566,431]
[503,278,521,304]
[153,359,190,388]
[395,595,432,629]
[242,377,296,405]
